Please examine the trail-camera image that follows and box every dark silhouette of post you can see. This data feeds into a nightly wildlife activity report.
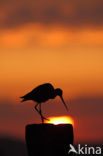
[25,124,73,156]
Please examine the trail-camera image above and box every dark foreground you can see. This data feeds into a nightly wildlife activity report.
[0,137,102,156]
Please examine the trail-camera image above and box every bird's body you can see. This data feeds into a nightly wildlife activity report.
[20,83,68,123]
[21,83,55,103]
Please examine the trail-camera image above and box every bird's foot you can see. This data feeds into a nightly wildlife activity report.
[43,117,50,121]
[41,115,49,123]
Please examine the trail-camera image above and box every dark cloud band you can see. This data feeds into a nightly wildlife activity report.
[0,0,103,29]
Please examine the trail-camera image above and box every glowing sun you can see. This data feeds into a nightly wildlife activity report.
[44,116,74,126]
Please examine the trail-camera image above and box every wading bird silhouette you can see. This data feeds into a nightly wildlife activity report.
[20,83,68,123]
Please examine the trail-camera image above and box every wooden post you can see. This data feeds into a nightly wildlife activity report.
[25,124,73,156]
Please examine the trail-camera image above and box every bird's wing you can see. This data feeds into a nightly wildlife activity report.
[31,83,54,97]
[21,83,54,100]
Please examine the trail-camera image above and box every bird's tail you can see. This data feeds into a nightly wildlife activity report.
[20,96,26,102]
[21,99,26,102]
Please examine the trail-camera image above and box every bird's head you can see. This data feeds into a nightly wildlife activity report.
[55,88,62,97]
[55,88,68,111]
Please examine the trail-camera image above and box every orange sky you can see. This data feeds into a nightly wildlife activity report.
[0,0,103,143]
[0,24,103,98]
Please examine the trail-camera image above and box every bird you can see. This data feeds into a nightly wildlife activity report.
[20,83,68,123]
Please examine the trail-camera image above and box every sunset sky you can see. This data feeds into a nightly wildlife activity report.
[0,0,103,143]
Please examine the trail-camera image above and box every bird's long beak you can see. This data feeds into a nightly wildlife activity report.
[60,95,68,111]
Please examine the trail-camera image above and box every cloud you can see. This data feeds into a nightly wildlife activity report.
[0,97,103,120]
[0,97,103,142]
[0,100,34,120]
[0,0,103,29]
[71,97,103,117]
[0,24,103,49]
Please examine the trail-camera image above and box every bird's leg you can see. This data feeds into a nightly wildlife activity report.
[39,103,49,123]
[34,103,48,123]
[39,103,42,115]
[38,103,44,123]
[35,103,43,123]
[34,103,40,115]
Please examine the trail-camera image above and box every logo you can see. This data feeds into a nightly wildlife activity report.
[68,144,102,155]
[68,144,78,154]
